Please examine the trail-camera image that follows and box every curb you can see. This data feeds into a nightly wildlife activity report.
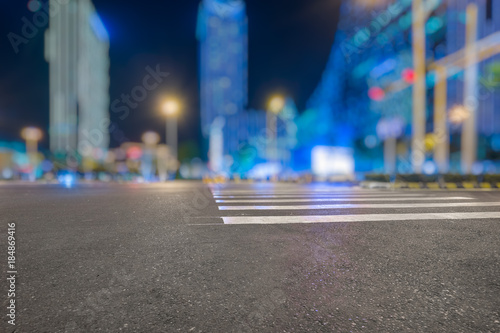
[361,181,500,190]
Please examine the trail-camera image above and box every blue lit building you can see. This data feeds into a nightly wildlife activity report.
[196,0,248,163]
[305,0,402,171]
[304,0,447,172]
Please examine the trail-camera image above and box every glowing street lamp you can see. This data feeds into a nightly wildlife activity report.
[141,131,160,182]
[162,99,180,117]
[21,127,43,181]
[161,97,182,177]
[268,95,285,114]
[266,95,285,179]
[21,127,43,146]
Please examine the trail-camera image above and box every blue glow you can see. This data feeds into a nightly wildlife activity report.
[58,173,76,188]
[206,0,246,19]
[198,0,248,160]
[90,13,109,41]
[492,135,500,152]
[426,16,443,35]
[370,58,397,78]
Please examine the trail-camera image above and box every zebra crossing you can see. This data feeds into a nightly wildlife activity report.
[209,185,500,225]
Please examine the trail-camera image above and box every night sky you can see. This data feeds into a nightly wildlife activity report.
[0,0,341,150]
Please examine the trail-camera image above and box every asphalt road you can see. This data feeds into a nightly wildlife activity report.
[1,181,499,332]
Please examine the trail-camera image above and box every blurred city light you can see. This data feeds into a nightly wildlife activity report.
[126,146,143,160]
[448,105,471,125]
[160,97,181,178]
[368,87,385,101]
[1,0,500,182]
[20,127,43,182]
[401,68,415,84]
[141,131,160,145]
[312,146,354,178]
[20,127,43,142]
[57,172,76,188]
[268,95,285,114]
[162,98,181,117]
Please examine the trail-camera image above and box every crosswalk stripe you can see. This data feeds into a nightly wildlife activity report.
[210,185,500,227]
[218,202,500,210]
[211,189,382,194]
[222,212,500,224]
[213,193,427,199]
[216,196,471,203]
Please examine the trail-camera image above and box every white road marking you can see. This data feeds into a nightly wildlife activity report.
[222,212,500,224]
[214,194,427,199]
[216,197,472,203]
[218,202,500,210]
[211,189,381,194]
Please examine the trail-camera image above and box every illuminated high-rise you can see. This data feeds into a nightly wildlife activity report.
[45,0,110,157]
[196,0,248,162]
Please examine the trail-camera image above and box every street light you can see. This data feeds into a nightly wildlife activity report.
[20,127,43,182]
[267,95,285,179]
[161,97,181,178]
[162,99,180,117]
[268,95,285,114]
[141,131,160,182]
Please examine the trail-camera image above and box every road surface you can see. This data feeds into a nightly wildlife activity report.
[1,181,499,332]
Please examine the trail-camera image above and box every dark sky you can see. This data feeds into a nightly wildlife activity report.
[0,0,340,149]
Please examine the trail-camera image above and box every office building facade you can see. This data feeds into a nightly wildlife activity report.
[45,0,110,157]
[197,0,248,162]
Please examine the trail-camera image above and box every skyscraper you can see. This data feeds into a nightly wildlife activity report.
[196,0,248,164]
[45,0,110,158]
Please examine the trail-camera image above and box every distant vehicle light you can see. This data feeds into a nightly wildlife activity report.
[58,173,76,188]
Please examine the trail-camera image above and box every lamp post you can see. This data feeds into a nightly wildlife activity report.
[21,127,43,182]
[267,95,285,179]
[411,0,426,174]
[162,98,181,178]
[462,3,479,174]
[141,131,160,182]
[433,65,449,174]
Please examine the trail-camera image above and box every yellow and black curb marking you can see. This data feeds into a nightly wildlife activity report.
[380,182,500,190]
[399,182,500,190]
